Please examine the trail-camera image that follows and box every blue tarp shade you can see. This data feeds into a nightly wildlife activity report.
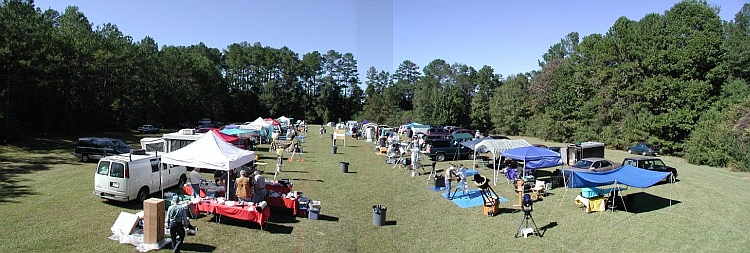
[501,146,563,169]
[567,165,671,188]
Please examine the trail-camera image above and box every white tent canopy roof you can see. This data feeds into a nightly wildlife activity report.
[241,117,271,130]
[161,131,255,171]
[474,139,532,154]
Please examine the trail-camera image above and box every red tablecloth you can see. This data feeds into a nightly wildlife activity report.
[183,185,225,198]
[264,182,297,215]
[195,201,271,227]
[265,196,298,216]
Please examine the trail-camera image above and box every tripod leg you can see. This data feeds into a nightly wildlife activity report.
[528,215,542,237]
[515,214,527,238]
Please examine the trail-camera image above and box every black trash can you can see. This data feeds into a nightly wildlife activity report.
[340,162,349,173]
[331,146,338,154]
[372,204,387,226]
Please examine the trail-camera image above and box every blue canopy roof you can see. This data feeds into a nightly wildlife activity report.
[220,128,258,136]
[567,165,671,188]
[500,146,562,169]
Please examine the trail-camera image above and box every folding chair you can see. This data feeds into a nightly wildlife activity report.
[505,167,517,185]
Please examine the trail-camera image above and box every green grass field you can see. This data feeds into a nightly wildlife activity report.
[1,130,749,252]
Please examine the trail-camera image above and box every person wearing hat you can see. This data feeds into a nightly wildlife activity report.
[166,195,189,253]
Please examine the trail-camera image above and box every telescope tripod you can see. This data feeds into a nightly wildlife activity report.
[514,210,542,238]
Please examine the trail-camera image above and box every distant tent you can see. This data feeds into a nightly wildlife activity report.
[265,118,281,126]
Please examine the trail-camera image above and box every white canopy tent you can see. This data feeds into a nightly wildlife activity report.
[472,139,532,186]
[161,131,256,199]
[240,117,273,143]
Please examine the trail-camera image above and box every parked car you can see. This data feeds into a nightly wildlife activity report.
[564,158,619,172]
[74,137,132,162]
[424,139,473,162]
[627,142,659,156]
[488,135,509,140]
[137,124,159,134]
[622,157,677,182]
[451,129,476,136]
[198,118,212,125]
[426,127,449,136]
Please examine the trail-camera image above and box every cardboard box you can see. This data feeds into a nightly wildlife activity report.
[483,202,500,216]
[143,198,165,244]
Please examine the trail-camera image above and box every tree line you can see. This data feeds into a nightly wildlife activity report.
[2,1,750,171]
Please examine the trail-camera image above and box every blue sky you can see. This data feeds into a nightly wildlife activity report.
[34,0,746,79]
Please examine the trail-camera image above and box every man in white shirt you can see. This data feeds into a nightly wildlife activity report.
[251,171,267,203]
[188,168,203,198]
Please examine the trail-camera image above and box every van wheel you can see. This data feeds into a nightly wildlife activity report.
[178,175,187,187]
[81,155,90,162]
[137,187,150,202]
[436,153,446,162]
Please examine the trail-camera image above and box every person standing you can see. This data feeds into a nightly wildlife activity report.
[188,168,203,198]
[236,170,253,202]
[444,164,456,197]
[319,125,325,138]
[251,170,267,203]
[166,195,189,253]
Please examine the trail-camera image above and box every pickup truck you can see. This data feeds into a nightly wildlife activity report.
[621,157,677,182]
[424,139,472,162]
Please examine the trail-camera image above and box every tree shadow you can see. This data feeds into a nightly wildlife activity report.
[178,242,217,252]
[0,162,51,204]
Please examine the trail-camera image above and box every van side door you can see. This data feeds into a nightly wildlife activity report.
[149,158,161,193]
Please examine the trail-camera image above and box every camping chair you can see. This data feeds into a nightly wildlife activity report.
[530,180,547,200]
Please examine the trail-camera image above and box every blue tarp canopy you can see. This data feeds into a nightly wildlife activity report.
[220,128,259,136]
[567,165,671,188]
[501,146,563,169]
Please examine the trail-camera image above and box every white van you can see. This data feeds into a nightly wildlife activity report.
[93,150,187,202]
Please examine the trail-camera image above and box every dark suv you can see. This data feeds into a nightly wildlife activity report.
[74,137,131,162]
[426,127,449,136]
[425,139,472,162]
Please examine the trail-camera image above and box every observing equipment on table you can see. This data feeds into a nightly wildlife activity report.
[515,194,542,238]
[473,174,500,216]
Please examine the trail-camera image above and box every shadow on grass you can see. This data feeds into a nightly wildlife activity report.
[625,192,681,213]
[264,223,294,234]
[344,171,358,174]
[282,170,309,173]
[104,199,144,211]
[291,178,325,183]
[495,208,519,215]
[0,161,53,204]
[384,220,397,226]
[267,211,300,224]
[178,242,217,252]
[538,221,558,236]
[318,214,339,222]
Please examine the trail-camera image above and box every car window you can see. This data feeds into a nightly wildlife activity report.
[600,160,611,167]
[109,162,125,178]
[572,160,593,169]
[624,160,635,166]
[114,140,129,152]
[653,160,666,167]
[150,159,159,173]
[592,161,601,168]
[97,161,110,176]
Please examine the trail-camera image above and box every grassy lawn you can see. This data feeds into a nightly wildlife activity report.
[1,131,749,252]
